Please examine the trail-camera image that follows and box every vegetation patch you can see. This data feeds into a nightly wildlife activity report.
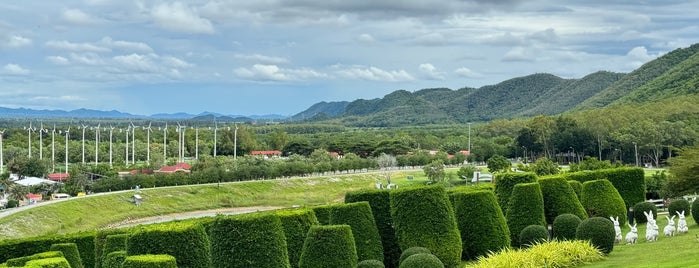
[472,240,603,268]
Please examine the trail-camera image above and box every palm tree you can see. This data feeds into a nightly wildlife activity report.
[8,184,29,203]
[0,174,13,199]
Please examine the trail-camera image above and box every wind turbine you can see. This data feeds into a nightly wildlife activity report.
[161,124,168,161]
[130,122,136,164]
[176,122,185,163]
[38,123,47,159]
[143,122,152,164]
[25,122,35,158]
[194,126,199,160]
[234,124,239,160]
[109,126,115,167]
[212,120,218,157]
[51,125,56,172]
[94,123,100,165]
[124,126,130,166]
[80,124,88,164]
[0,129,4,175]
[63,127,70,173]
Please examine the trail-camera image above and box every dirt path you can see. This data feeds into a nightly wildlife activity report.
[104,206,284,229]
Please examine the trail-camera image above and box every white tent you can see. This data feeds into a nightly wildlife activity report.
[14,177,56,187]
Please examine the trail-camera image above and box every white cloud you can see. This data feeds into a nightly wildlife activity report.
[162,56,193,68]
[502,47,537,62]
[151,2,214,34]
[46,56,70,65]
[234,64,327,82]
[233,54,289,64]
[100,37,153,53]
[62,8,100,25]
[418,63,445,80]
[70,53,104,65]
[454,67,484,78]
[1,35,32,48]
[336,66,415,82]
[2,64,30,75]
[113,54,159,72]
[45,40,110,53]
[626,46,662,68]
[358,33,375,43]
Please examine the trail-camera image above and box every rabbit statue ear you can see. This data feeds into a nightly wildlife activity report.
[615,216,619,221]
[610,216,614,221]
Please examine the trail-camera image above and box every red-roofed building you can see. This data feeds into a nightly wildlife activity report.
[48,173,69,182]
[155,162,192,174]
[251,150,282,158]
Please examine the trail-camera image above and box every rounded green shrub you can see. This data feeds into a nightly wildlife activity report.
[668,199,691,217]
[210,213,290,268]
[568,180,583,200]
[24,257,71,268]
[494,172,537,215]
[50,243,83,268]
[399,253,444,268]
[398,247,431,265]
[298,225,357,268]
[632,202,658,224]
[692,198,699,225]
[505,182,546,248]
[276,209,319,268]
[580,179,627,226]
[127,221,211,268]
[390,185,462,268]
[451,190,510,260]
[538,177,587,224]
[345,189,401,268]
[121,254,177,268]
[330,201,384,262]
[576,217,615,254]
[552,213,582,241]
[103,251,126,268]
[357,259,386,268]
[519,225,549,248]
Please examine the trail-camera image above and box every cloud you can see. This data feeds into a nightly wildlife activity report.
[162,56,193,68]
[70,52,104,65]
[358,33,375,43]
[234,64,327,82]
[45,40,110,53]
[336,66,415,82]
[151,2,214,34]
[1,35,32,48]
[233,54,290,64]
[502,47,537,62]
[454,67,484,78]
[62,8,100,25]
[626,46,662,68]
[2,64,30,75]
[100,37,153,53]
[113,54,159,72]
[46,56,70,65]
[418,63,445,80]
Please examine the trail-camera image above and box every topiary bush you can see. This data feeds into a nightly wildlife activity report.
[505,182,546,248]
[311,204,337,225]
[398,247,431,265]
[693,198,699,225]
[451,190,510,260]
[357,259,385,268]
[576,217,615,254]
[668,199,691,217]
[568,180,583,200]
[49,243,83,268]
[399,253,444,268]
[390,185,462,268]
[552,213,582,241]
[6,251,64,267]
[210,213,290,268]
[538,176,587,224]
[121,254,177,268]
[127,221,210,268]
[472,240,604,268]
[580,179,627,226]
[519,225,549,248]
[94,229,128,268]
[275,209,319,268]
[345,189,401,268]
[298,225,357,268]
[24,257,72,268]
[494,172,538,215]
[0,231,96,268]
[103,251,126,268]
[566,167,645,208]
[330,201,384,262]
[632,201,658,224]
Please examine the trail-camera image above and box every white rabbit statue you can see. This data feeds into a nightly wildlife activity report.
[644,211,659,242]
[625,223,638,244]
[677,210,689,234]
[610,216,622,243]
[664,215,676,237]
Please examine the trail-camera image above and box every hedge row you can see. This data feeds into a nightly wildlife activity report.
[6,251,64,267]
[103,251,126,268]
[563,167,645,208]
[121,254,177,268]
[330,202,384,263]
[494,172,537,215]
[538,176,587,224]
[275,209,319,268]
[505,182,546,248]
[580,179,627,226]
[24,256,71,268]
[127,221,211,268]
[0,232,95,268]
[94,229,129,268]
[210,213,290,268]
[450,190,510,260]
[49,243,83,268]
[345,189,401,268]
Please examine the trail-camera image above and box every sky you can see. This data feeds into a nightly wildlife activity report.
[1,1,698,117]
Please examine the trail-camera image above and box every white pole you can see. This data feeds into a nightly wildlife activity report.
[163,125,167,161]
[81,126,86,164]
[109,128,113,168]
[0,131,3,174]
[39,124,43,160]
[213,123,217,157]
[95,125,99,165]
[51,127,55,172]
[125,128,129,166]
[27,122,32,158]
[234,125,238,160]
[132,126,135,165]
[65,129,69,173]
[195,127,198,160]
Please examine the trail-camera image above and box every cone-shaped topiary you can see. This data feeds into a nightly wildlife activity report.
[580,179,627,226]
[298,225,358,268]
[632,202,658,224]
[576,217,615,254]
[358,259,385,268]
[494,172,537,215]
[668,199,691,217]
[390,185,462,268]
[121,254,177,268]
[451,190,510,260]
[276,209,319,268]
[345,189,401,268]
[553,213,582,241]
[538,177,587,224]
[210,213,290,268]
[399,253,444,268]
[127,221,211,268]
[568,180,583,200]
[692,198,699,225]
[398,247,431,265]
[50,243,84,268]
[519,225,549,248]
[505,182,547,248]
[330,201,384,262]
[103,251,126,268]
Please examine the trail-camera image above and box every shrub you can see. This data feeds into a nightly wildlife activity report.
[552,214,582,241]
[0,233,94,268]
[494,172,537,214]
[505,182,546,248]
[127,221,210,268]
[24,257,71,268]
[519,225,549,248]
[330,202,384,262]
[390,185,462,268]
[102,251,126,268]
[668,199,691,217]
[580,179,627,226]
[357,259,385,268]
[576,217,615,254]
[693,198,699,225]
[311,204,337,225]
[566,167,645,208]
[275,209,319,268]
[538,176,587,224]
[399,253,444,268]
[345,189,401,268]
[568,180,583,200]
[451,190,510,260]
[49,243,83,268]
[6,251,64,267]
[121,254,177,268]
[210,213,290,268]
[398,247,431,265]
[94,229,128,268]
[298,225,357,268]
[632,202,658,224]
[472,240,603,268]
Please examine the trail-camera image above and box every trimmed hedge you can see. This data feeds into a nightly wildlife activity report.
[576,217,615,254]
[552,214,582,241]
[693,198,699,225]
[565,167,645,208]
[668,199,691,217]
[210,213,290,268]
[311,204,337,225]
[103,251,126,268]
[127,221,211,268]
[100,234,128,266]
[6,251,64,267]
[494,172,538,215]
[298,225,358,268]
[632,202,658,224]
[330,202,384,262]
[399,253,444,268]
[451,190,510,260]
[345,189,401,268]
[358,259,385,268]
[93,229,128,268]
[49,243,83,268]
[275,209,319,268]
[24,257,71,268]
[538,177,587,224]
[505,182,546,248]
[398,247,431,265]
[519,225,549,248]
[121,254,177,268]
[390,185,462,268]
[0,232,95,268]
[580,179,627,226]
[568,180,583,200]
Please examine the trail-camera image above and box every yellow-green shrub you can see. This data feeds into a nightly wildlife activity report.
[472,240,603,268]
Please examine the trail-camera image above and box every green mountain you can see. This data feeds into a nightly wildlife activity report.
[290,101,349,120]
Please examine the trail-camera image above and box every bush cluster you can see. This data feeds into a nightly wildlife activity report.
[632,202,658,224]
[472,240,603,268]
[519,225,549,248]
[552,214,582,241]
[399,253,444,268]
[505,182,546,248]
[330,202,384,262]
[345,189,401,268]
[298,225,358,268]
[94,229,129,268]
[451,190,510,260]
[538,176,587,224]
[311,204,338,225]
[6,251,64,267]
[668,199,691,217]
[0,232,95,268]
[127,222,211,268]
[494,172,538,214]
[275,209,319,268]
[565,167,645,208]
[121,254,177,268]
[209,213,290,268]
[576,217,615,254]
[580,179,627,226]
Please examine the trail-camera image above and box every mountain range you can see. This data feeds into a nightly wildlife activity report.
[0,107,286,121]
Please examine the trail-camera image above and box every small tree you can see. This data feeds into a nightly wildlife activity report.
[487,155,510,173]
[377,153,398,184]
[531,157,559,176]
[423,160,446,184]
[456,165,477,180]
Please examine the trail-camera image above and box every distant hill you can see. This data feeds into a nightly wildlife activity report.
[0,107,287,121]
[291,101,349,120]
